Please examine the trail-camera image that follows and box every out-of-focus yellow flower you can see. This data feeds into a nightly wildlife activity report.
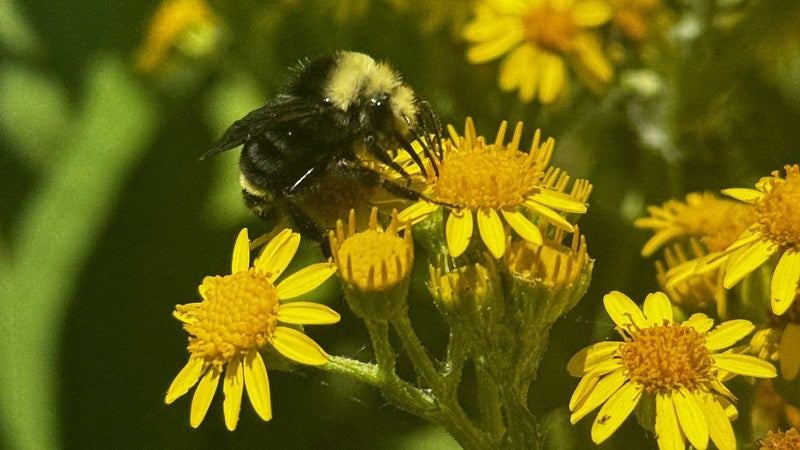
[463,0,614,103]
[715,165,800,316]
[636,192,755,317]
[568,291,776,449]
[398,118,588,259]
[749,298,800,381]
[165,229,338,430]
[611,0,664,41]
[135,0,221,74]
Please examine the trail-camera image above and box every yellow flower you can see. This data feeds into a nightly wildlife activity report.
[463,0,614,103]
[749,299,800,380]
[636,192,755,317]
[568,291,776,449]
[165,228,339,430]
[759,427,800,450]
[611,0,665,41]
[635,191,756,258]
[398,118,589,259]
[329,208,414,320]
[135,0,220,74]
[506,224,590,289]
[717,165,800,316]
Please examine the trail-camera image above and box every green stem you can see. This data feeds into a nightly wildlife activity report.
[475,361,504,437]
[390,310,442,391]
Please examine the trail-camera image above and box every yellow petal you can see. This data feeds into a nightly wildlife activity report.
[500,45,537,95]
[223,357,244,431]
[712,353,777,378]
[231,228,251,274]
[698,393,736,450]
[567,341,622,376]
[642,292,673,325]
[570,368,627,424]
[466,27,524,63]
[397,200,438,225]
[705,320,754,351]
[275,262,337,300]
[590,380,642,444]
[278,302,341,325]
[524,198,574,231]
[571,0,613,26]
[243,350,272,421]
[166,356,206,404]
[190,366,220,428]
[771,250,800,315]
[723,239,775,288]
[655,394,683,450]
[528,190,587,214]
[779,323,800,380]
[682,313,715,334]
[272,326,330,365]
[501,209,543,245]
[568,359,623,410]
[641,228,685,258]
[477,207,506,259]
[672,388,709,450]
[446,209,473,257]
[254,228,300,282]
[603,291,646,329]
[537,52,566,104]
[721,187,762,203]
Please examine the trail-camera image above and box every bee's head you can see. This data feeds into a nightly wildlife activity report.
[324,51,419,138]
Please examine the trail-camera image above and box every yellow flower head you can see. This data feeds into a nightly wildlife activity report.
[611,0,665,41]
[635,191,757,258]
[329,208,413,293]
[759,427,800,450]
[568,291,776,449]
[463,0,614,103]
[718,165,800,315]
[135,0,221,74]
[749,298,800,381]
[398,118,589,259]
[506,225,589,288]
[166,228,339,430]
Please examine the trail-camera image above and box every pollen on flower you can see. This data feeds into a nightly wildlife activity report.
[179,271,278,365]
[755,165,800,249]
[329,208,413,292]
[523,4,579,52]
[619,320,713,394]
[758,427,800,450]
[434,121,546,210]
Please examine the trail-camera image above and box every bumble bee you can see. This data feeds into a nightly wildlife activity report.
[204,51,441,240]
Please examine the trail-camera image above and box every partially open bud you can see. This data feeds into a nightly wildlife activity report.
[329,208,413,321]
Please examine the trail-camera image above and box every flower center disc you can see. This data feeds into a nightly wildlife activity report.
[184,271,278,363]
[338,229,411,291]
[434,145,540,210]
[621,321,712,394]
[756,165,800,249]
[523,5,579,53]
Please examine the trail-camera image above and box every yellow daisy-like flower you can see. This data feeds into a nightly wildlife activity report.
[568,291,776,450]
[654,241,727,316]
[611,0,665,41]
[717,165,800,316]
[463,0,614,103]
[135,0,220,74]
[398,118,589,259]
[635,191,756,258]
[165,228,339,430]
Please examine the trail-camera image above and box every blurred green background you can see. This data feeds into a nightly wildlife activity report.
[1,0,799,448]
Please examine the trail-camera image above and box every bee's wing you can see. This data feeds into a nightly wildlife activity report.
[201,96,324,159]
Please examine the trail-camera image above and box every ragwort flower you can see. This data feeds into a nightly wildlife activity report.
[463,0,614,103]
[568,291,776,450]
[749,298,800,380]
[166,228,339,430]
[717,165,800,315]
[398,118,589,259]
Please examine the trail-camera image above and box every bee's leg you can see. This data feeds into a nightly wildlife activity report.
[281,197,334,258]
[363,135,419,182]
